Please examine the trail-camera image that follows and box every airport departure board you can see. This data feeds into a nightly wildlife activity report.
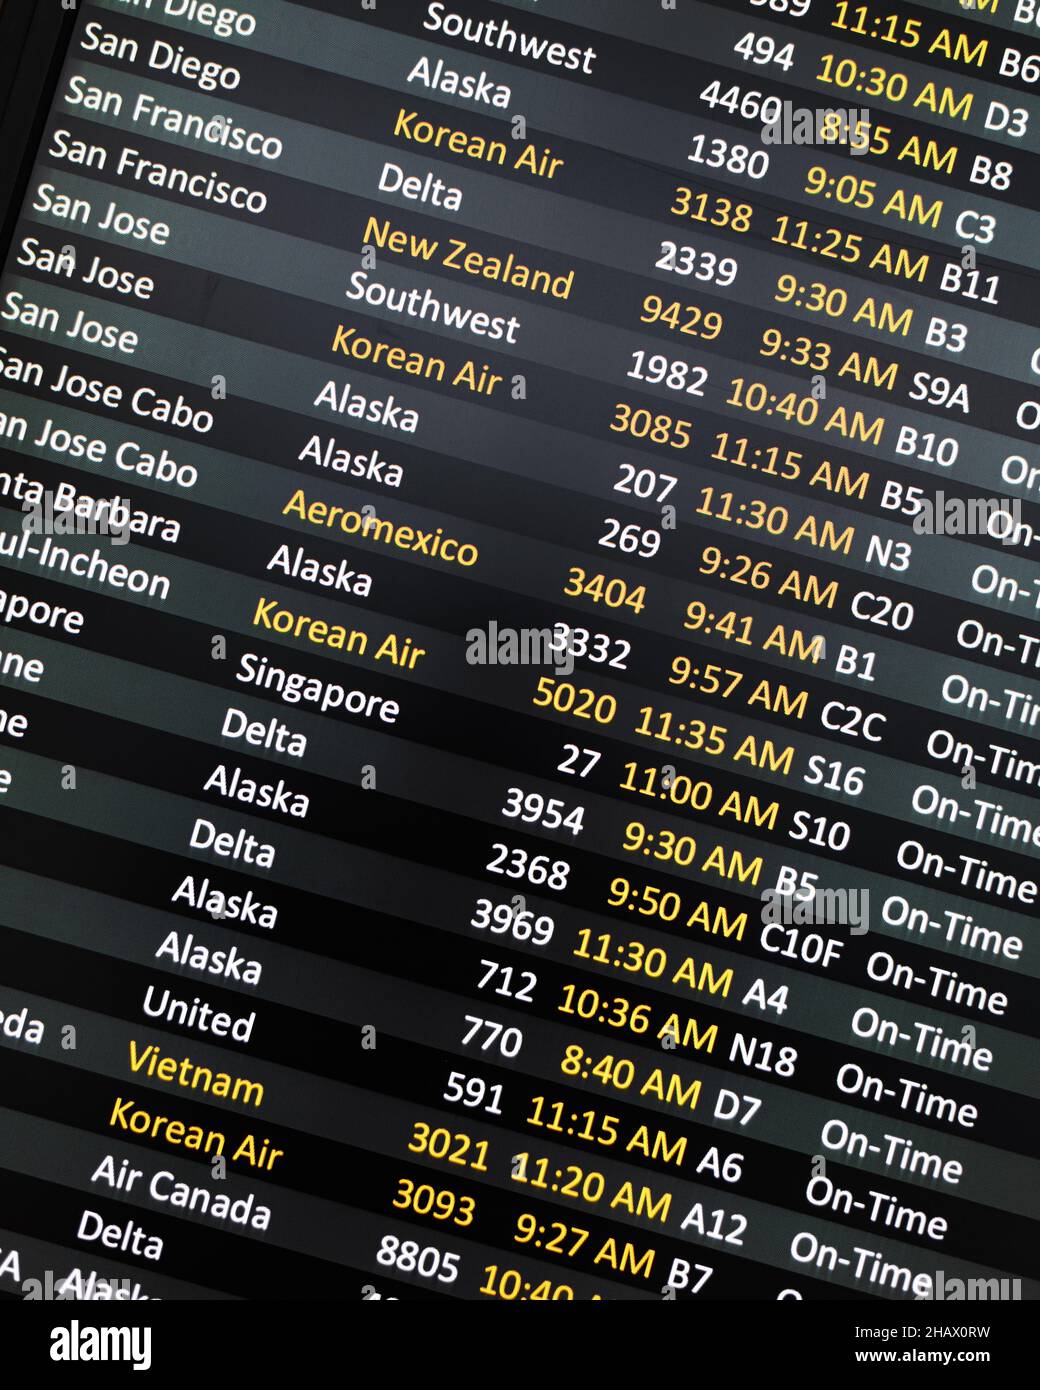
[0,0,1038,1323]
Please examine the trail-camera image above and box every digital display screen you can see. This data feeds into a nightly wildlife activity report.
[0,0,1038,1320]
